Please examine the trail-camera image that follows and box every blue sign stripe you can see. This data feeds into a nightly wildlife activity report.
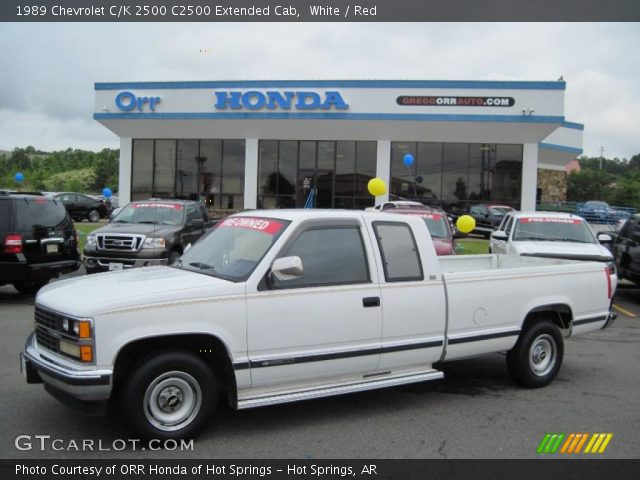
[539,142,583,154]
[94,112,565,124]
[95,80,566,91]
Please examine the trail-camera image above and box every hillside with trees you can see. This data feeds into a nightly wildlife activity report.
[0,146,119,194]
[567,153,640,209]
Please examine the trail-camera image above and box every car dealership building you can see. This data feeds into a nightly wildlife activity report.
[94,80,584,212]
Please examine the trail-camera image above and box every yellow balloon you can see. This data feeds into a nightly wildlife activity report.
[367,178,387,197]
[456,215,476,234]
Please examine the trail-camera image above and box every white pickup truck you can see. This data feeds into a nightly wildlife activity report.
[21,210,615,440]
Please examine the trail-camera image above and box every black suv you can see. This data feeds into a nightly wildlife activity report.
[0,193,81,293]
[84,199,214,274]
[50,192,111,222]
[612,214,640,285]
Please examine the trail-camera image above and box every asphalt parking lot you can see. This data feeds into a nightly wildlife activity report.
[1,273,638,459]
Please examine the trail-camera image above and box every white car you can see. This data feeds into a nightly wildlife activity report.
[365,200,427,211]
[489,211,617,292]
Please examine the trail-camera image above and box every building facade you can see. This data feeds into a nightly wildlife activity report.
[94,80,584,212]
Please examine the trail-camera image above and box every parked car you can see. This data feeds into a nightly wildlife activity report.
[489,211,617,291]
[467,204,515,238]
[383,207,456,255]
[0,192,80,293]
[49,192,111,222]
[22,210,614,439]
[84,199,214,274]
[576,201,632,224]
[612,214,640,286]
[366,200,428,211]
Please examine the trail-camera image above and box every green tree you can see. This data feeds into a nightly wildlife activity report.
[566,169,614,202]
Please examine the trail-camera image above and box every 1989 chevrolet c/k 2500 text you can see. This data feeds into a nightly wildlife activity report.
[21,210,615,439]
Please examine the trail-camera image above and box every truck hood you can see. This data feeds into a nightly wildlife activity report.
[36,266,240,317]
[512,241,613,261]
[91,223,181,237]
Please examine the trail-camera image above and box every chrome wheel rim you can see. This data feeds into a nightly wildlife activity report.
[143,371,202,432]
[529,334,556,377]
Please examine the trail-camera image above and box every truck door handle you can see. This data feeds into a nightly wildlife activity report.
[362,297,380,308]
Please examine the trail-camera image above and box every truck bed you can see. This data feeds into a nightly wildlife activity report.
[438,253,592,274]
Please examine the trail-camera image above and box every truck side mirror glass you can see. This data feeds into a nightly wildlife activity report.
[597,233,613,244]
[189,218,204,229]
[271,256,303,281]
[491,231,508,241]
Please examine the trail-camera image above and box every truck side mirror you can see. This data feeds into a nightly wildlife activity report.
[271,256,303,281]
[189,218,204,229]
[491,231,509,241]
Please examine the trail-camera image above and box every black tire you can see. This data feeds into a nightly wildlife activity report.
[88,209,100,222]
[168,250,181,265]
[119,351,218,440]
[13,279,49,294]
[507,321,564,388]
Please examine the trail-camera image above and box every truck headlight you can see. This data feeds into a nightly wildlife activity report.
[143,237,166,249]
[86,235,97,247]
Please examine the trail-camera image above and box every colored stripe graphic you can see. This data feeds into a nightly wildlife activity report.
[540,433,613,454]
[537,433,565,454]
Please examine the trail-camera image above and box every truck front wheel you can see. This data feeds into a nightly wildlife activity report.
[507,321,564,388]
[119,351,218,440]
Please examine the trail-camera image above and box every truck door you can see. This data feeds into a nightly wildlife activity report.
[367,220,447,370]
[246,220,382,388]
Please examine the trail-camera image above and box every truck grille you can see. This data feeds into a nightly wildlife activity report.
[35,305,63,330]
[97,234,145,252]
[35,328,59,353]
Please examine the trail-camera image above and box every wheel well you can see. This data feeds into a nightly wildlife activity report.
[523,304,573,331]
[112,334,236,405]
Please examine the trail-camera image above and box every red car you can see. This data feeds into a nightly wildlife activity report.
[386,208,456,256]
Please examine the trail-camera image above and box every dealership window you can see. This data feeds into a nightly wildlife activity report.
[258,140,375,209]
[390,142,522,211]
[130,139,245,209]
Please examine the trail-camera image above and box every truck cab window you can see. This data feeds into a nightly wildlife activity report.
[273,226,370,288]
[373,222,423,282]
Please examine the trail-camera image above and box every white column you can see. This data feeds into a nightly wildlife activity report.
[521,143,539,211]
[118,137,132,204]
[243,138,259,210]
[375,140,391,205]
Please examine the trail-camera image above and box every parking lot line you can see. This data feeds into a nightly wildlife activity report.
[612,304,637,318]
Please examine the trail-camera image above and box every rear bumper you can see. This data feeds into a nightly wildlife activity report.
[21,332,112,402]
[0,259,80,283]
[602,312,617,329]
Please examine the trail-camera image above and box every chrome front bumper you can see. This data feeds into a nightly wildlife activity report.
[21,332,113,402]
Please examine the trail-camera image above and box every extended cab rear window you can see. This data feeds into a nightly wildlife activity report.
[373,222,424,282]
[15,197,68,231]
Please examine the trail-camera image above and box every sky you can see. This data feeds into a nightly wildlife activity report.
[0,22,638,159]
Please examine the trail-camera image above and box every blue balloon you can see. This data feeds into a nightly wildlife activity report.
[403,153,415,167]
[102,187,112,198]
[14,172,24,183]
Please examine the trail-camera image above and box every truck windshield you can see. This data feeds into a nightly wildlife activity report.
[175,217,290,281]
[513,217,596,243]
[113,202,184,226]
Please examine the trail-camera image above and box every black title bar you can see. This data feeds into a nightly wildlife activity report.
[1,0,639,21]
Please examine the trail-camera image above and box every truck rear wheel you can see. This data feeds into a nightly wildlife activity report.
[119,351,218,440]
[507,321,564,388]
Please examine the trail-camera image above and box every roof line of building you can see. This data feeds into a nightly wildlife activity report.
[539,142,583,155]
[95,80,567,91]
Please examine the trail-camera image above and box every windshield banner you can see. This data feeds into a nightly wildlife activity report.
[133,203,183,210]
[520,218,581,224]
[219,217,285,235]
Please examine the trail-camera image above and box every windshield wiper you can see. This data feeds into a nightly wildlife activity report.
[137,221,157,224]
[188,262,217,271]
